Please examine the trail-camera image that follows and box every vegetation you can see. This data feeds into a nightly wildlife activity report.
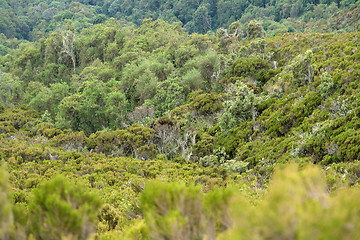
[1,0,360,42]
[1,0,360,239]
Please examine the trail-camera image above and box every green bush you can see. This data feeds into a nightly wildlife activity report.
[247,20,265,40]
[223,57,271,85]
[29,175,102,240]
[0,163,12,240]
[191,93,223,115]
[219,164,360,240]
[219,81,256,132]
[141,181,232,240]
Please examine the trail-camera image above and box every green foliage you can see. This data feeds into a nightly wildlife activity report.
[0,163,12,240]
[0,74,24,108]
[86,124,156,158]
[0,108,37,130]
[219,81,256,131]
[223,57,272,85]
[0,121,16,134]
[193,132,215,159]
[55,80,128,134]
[0,0,358,48]
[337,129,360,161]
[41,110,52,123]
[221,159,249,173]
[52,130,87,151]
[219,165,360,240]
[0,103,4,113]
[98,204,121,231]
[153,78,186,116]
[318,72,335,97]
[290,50,314,86]
[181,68,204,93]
[29,175,102,240]
[2,8,360,239]
[141,181,231,240]
[246,20,265,40]
[191,92,223,115]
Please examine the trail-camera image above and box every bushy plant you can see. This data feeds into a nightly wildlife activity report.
[318,72,335,97]
[247,20,265,40]
[0,163,12,240]
[140,181,232,240]
[219,81,256,131]
[29,175,102,240]
[219,164,360,240]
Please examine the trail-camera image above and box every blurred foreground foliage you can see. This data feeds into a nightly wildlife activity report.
[2,159,360,239]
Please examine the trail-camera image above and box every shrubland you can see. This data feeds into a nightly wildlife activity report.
[1,7,360,239]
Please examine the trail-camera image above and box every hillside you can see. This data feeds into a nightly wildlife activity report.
[1,0,360,43]
[1,5,360,240]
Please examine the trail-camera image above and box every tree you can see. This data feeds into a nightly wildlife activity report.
[0,74,24,107]
[188,4,212,33]
[219,81,256,131]
[105,90,129,129]
[182,68,205,93]
[60,30,76,73]
[228,21,242,38]
[290,50,314,86]
[246,20,265,40]
[153,78,186,116]
[318,72,334,97]
[56,94,82,131]
[77,80,108,133]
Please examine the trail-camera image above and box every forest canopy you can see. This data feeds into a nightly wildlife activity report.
[0,0,360,43]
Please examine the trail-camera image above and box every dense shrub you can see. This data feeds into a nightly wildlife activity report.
[29,175,102,240]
